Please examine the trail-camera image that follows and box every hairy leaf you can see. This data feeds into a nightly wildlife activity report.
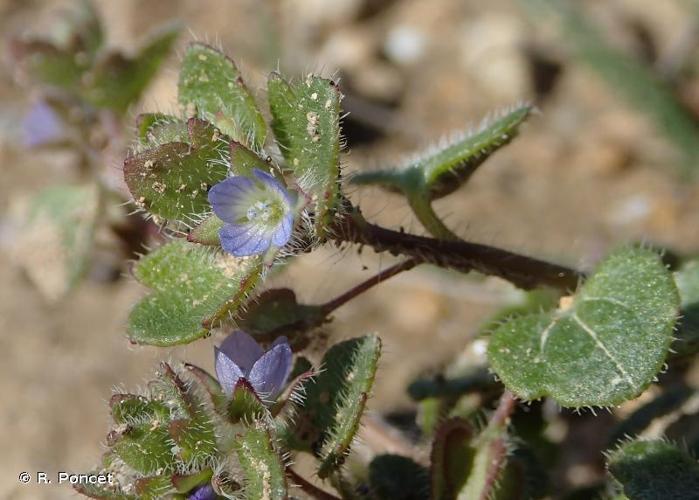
[268,73,342,237]
[292,335,381,478]
[233,425,287,499]
[488,246,679,407]
[124,118,228,221]
[179,43,267,150]
[127,240,262,346]
[607,440,699,499]
[351,105,532,200]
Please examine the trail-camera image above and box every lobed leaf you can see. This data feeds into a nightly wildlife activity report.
[607,440,699,499]
[292,335,381,478]
[488,246,680,407]
[124,118,228,222]
[351,104,532,200]
[268,73,342,238]
[178,43,267,150]
[233,425,288,499]
[127,240,262,346]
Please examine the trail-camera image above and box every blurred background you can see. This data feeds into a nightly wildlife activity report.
[1,0,699,498]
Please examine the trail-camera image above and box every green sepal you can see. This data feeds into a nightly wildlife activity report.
[607,439,699,499]
[227,379,269,423]
[488,246,680,407]
[233,425,288,499]
[268,72,342,238]
[292,335,381,478]
[108,422,176,476]
[178,43,267,150]
[172,468,214,494]
[109,394,170,425]
[134,476,176,499]
[127,240,262,346]
[184,363,228,415]
[368,454,430,500]
[351,104,532,200]
[188,214,225,246]
[124,118,229,222]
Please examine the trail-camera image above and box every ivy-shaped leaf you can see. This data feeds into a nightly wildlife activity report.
[268,73,342,238]
[352,104,532,200]
[127,240,262,346]
[124,118,228,222]
[488,246,679,407]
[292,335,381,478]
[607,440,699,499]
[178,43,267,150]
[233,425,287,499]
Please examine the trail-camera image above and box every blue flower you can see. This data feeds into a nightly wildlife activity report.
[208,169,295,257]
[188,483,217,500]
[215,330,292,401]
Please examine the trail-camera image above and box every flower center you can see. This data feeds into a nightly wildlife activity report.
[246,199,276,223]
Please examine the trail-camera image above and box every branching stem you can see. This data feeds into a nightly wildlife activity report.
[320,259,418,314]
[331,204,583,291]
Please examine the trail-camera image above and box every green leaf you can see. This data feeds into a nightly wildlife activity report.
[488,246,679,407]
[229,140,271,176]
[268,73,342,238]
[233,425,287,499]
[85,23,180,113]
[293,335,381,478]
[674,259,699,357]
[607,440,699,499]
[178,43,267,150]
[109,394,170,425]
[124,118,229,221]
[110,423,176,475]
[12,184,100,302]
[127,240,262,346]
[369,454,430,500]
[172,469,213,494]
[136,113,188,147]
[351,104,532,200]
[430,419,475,499]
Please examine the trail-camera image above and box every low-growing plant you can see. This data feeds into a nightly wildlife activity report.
[10,2,699,499]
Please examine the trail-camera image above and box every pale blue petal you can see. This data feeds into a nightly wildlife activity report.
[271,211,293,247]
[219,223,272,257]
[248,341,293,400]
[208,177,256,223]
[217,330,264,375]
[252,168,295,208]
[214,347,245,394]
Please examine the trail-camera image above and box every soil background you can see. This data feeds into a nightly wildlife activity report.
[1,0,699,498]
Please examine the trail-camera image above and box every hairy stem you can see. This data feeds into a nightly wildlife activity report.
[479,390,517,500]
[320,259,418,314]
[331,204,583,291]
